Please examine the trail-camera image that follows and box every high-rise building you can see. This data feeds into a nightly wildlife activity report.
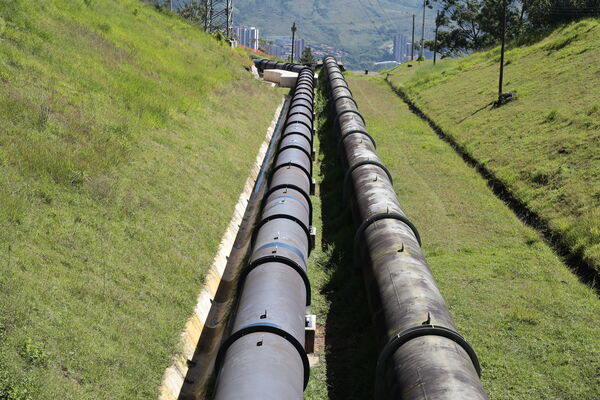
[267,43,284,59]
[232,25,260,50]
[265,36,306,61]
[249,27,260,50]
[293,38,305,62]
[393,34,407,62]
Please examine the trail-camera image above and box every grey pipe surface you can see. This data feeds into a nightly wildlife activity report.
[323,56,488,400]
[213,67,316,400]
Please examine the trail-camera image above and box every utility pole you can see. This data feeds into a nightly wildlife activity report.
[433,11,440,64]
[291,22,297,63]
[205,0,233,39]
[204,0,209,32]
[170,0,173,11]
[420,0,426,59]
[411,14,415,61]
[498,0,507,100]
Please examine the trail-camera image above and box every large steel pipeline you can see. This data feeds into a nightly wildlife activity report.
[322,56,488,400]
[254,59,311,74]
[212,67,316,400]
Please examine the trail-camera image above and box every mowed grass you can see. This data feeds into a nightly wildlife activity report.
[0,0,283,398]
[387,19,600,273]
[348,75,600,399]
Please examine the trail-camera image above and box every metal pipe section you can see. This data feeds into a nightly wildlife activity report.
[212,67,316,400]
[254,59,312,74]
[322,56,488,400]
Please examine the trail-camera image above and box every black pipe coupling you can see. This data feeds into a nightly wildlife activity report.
[374,324,482,399]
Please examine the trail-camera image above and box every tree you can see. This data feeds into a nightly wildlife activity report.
[526,0,600,28]
[432,0,522,54]
[178,2,206,25]
[433,0,600,55]
[258,38,269,52]
[300,47,315,65]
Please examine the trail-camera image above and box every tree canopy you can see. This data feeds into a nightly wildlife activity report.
[432,0,600,55]
[300,47,315,65]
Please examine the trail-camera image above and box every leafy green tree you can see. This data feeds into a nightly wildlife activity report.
[527,0,600,27]
[258,38,269,52]
[432,0,523,54]
[433,0,600,55]
[300,47,315,65]
[178,2,206,25]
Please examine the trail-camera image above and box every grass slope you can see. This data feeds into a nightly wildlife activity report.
[234,0,433,68]
[0,0,283,398]
[349,75,600,399]
[387,19,600,273]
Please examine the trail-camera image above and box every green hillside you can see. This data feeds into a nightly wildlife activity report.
[234,0,434,68]
[0,0,282,398]
[387,19,600,274]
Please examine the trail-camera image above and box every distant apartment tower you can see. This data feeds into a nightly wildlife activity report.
[265,36,306,61]
[232,25,260,50]
[293,38,305,62]
[393,34,407,62]
[267,43,284,59]
[249,27,260,50]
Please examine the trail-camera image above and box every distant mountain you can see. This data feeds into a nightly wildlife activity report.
[233,0,437,69]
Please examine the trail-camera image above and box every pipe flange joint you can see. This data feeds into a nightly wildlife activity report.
[342,160,394,203]
[251,214,311,252]
[266,184,313,222]
[354,213,422,256]
[215,322,311,390]
[338,129,377,151]
[334,109,366,127]
[240,255,311,306]
[374,324,481,399]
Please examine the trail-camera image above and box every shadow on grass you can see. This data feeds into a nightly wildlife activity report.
[457,101,495,124]
[316,82,377,400]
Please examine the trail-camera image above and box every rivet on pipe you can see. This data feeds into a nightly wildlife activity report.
[422,312,432,325]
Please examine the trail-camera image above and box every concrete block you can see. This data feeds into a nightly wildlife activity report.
[279,71,299,88]
[263,69,284,84]
[305,314,317,354]
[263,69,299,87]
